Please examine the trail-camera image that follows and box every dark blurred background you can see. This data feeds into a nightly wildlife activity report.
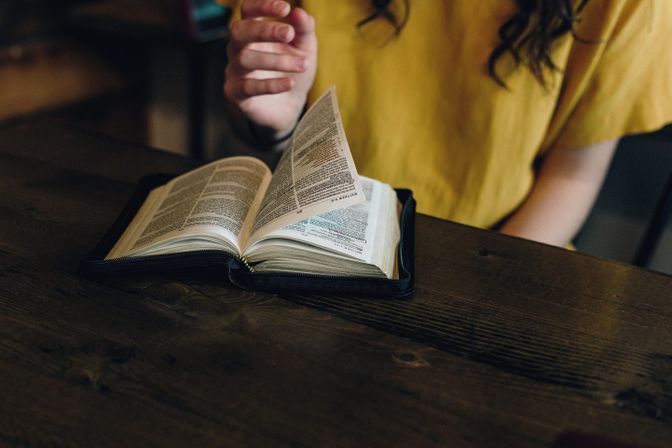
[0,0,670,274]
[0,0,252,159]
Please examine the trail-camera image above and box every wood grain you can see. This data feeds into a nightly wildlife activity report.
[0,122,671,448]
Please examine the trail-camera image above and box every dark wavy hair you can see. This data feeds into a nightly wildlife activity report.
[357,0,590,87]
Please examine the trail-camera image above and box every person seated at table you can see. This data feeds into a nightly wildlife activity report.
[222,0,672,247]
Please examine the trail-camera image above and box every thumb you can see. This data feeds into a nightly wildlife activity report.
[288,7,317,53]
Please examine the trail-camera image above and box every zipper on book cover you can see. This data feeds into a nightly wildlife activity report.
[103,254,396,282]
[239,256,255,272]
[248,270,393,283]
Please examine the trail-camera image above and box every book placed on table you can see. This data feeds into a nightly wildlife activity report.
[81,87,415,297]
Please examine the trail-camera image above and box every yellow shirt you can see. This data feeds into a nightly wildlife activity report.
[230,1,672,227]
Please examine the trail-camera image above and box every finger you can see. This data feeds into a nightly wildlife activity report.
[225,77,293,101]
[287,8,316,52]
[230,19,295,45]
[227,40,293,64]
[231,48,306,74]
[241,0,290,20]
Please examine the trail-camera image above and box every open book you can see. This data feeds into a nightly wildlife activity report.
[105,87,402,280]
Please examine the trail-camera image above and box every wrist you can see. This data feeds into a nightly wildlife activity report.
[248,119,298,150]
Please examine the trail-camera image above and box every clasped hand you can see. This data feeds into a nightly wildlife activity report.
[224,0,318,141]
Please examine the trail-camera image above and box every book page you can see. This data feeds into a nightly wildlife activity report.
[249,86,365,239]
[244,177,400,279]
[106,157,271,259]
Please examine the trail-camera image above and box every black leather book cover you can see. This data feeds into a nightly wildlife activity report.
[80,174,415,298]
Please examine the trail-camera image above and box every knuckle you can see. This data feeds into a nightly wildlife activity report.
[250,0,271,15]
[223,82,234,100]
[222,84,230,98]
[268,78,284,93]
[242,0,280,19]
[272,55,287,71]
[266,79,278,93]
[240,1,253,17]
[241,79,255,97]
[230,21,244,41]
[266,23,283,40]
[281,55,297,71]
[236,49,251,68]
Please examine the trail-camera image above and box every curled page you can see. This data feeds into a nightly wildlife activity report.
[249,86,365,241]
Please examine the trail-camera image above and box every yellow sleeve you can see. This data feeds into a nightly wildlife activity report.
[542,0,672,152]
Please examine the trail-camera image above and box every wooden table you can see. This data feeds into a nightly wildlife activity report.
[1,121,671,448]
